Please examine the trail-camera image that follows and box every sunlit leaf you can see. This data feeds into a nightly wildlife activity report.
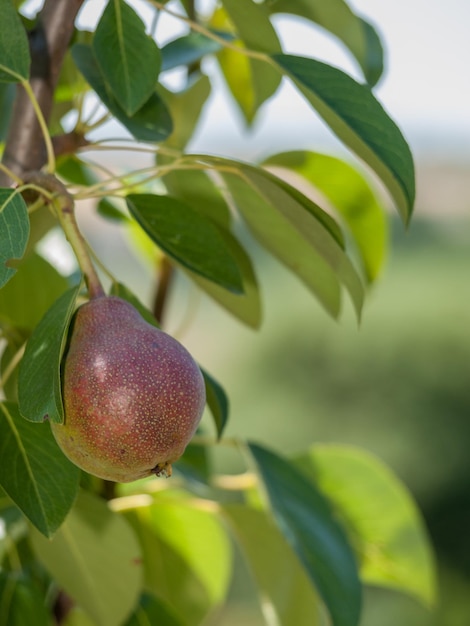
[212,5,281,122]
[93,0,161,115]
[271,54,415,222]
[31,491,143,626]
[249,443,362,626]
[160,75,212,151]
[0,402,80,537]
[126,193,243,293]
[18,283,81,423]
[0,189,29,289]
[269,0,383,85]
[72,44,172,142]
[224,504,322,625]
[0,0,30,82]
[121,497,231,626]
[295,445,437,607]
[220,165,363,318]
[264,151,388,282]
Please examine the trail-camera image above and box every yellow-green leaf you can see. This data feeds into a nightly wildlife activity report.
[296,445,437,607]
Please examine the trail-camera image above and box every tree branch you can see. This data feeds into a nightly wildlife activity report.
[0,0,85,185]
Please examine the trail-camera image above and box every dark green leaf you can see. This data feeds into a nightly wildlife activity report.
[212,3,281,122]
[161,32,231,72]
[264,151,388,282]
[249,443,362,626]
[0,1,30,82]
[0,82,15,140]
[0,571,51,626]
[125,592,184,626]
[93,0,161,115]
[0,189,29,289]
[31,490,143,626]
[201,369,229,439]
[224,504,322,625]
[97,198,129,223]
[295,445,437,607]
[0,252,69,330]
[126,193,243,293]
[18,284,81,424]
[72,44,172,142]
[272,54,415,222]
[269,0,383,86]
[0,402,80,537]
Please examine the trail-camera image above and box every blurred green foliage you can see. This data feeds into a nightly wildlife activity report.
[198,215,470,625]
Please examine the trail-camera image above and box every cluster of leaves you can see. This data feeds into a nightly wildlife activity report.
[0,0,434,625]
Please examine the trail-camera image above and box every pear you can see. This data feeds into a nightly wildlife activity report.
[51,296,206,482]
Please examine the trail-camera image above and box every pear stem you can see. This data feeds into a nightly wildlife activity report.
[24,172,105,299]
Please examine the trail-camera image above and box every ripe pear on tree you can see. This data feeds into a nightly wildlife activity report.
[51,295,206,482]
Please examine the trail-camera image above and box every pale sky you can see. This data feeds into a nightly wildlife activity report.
[23,0,470,160]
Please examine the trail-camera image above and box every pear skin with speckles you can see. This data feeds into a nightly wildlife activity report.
[51,296,206,482]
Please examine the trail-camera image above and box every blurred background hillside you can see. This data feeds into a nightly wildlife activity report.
[29,0,470,623]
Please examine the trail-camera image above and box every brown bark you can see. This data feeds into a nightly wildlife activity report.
[0,0,86,185]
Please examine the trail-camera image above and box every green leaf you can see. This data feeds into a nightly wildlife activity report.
[18,284,81,424]
[211,4,281,122]
[97,198,129,223]
[72,44,172,142]
[160,75,212,151]
[221,0,281,53]
[295,445,437,607]
[161,32,229,72]
[185,228,262,328]
[0,572,51,626]
[202,369,229,439]
[269,0,383,86]
[126,193,243,293]
[173,442,210,486]
[62,607,97,626]
[0,189,29,289]
[109,281,158,327]
[122,497,231,626]
[220,165,363,318]
[264,151,388,282]
[272,54,415,223]
[0,0,30,82]
[93,0,161,115]
[0,402,80,537]
[124,592,184,626]
[0,252,69,330]
[249,443,362,626]
[0,83,15,140]
[30,490,143,626]
[224,504,322,625]
[161,168,231,228]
